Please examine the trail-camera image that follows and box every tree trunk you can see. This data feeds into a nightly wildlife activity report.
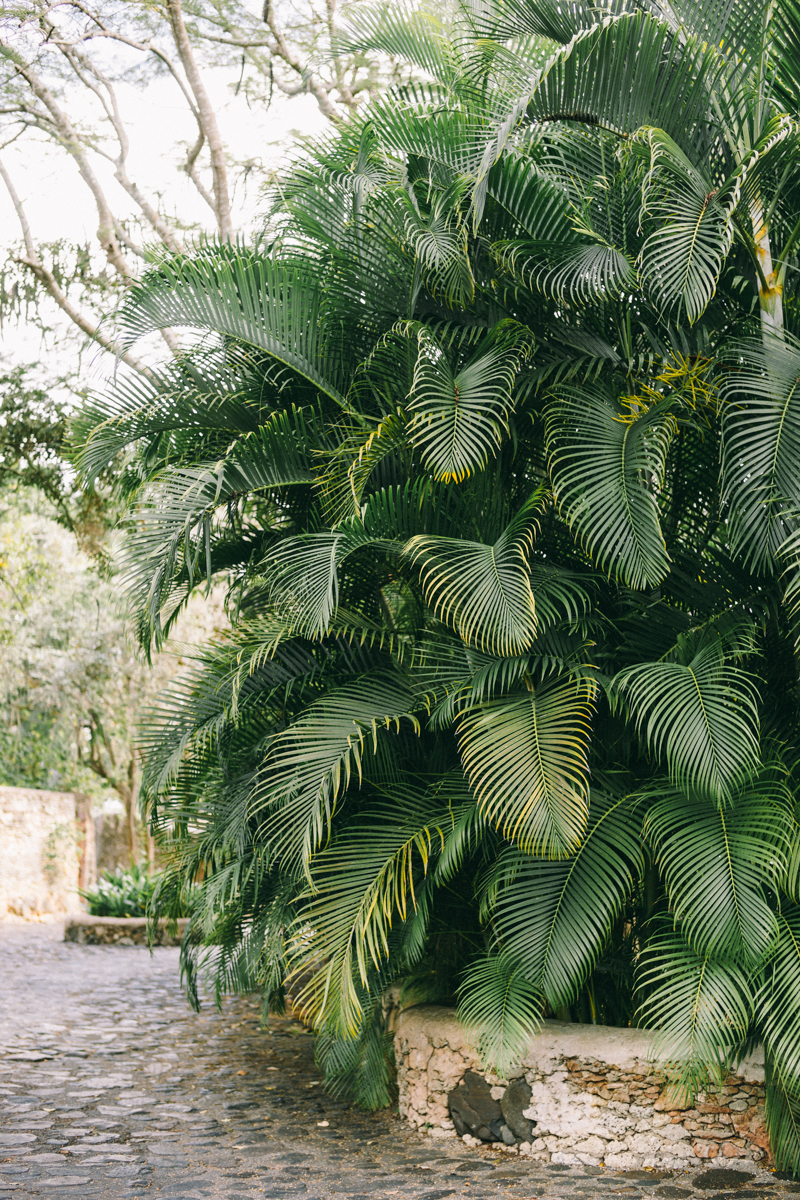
[167,0,233,240]
[75,792,97,894]
[753,205,784,342]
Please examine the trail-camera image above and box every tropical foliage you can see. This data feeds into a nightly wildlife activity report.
[74,0,800,1173]
[80,864,158,918]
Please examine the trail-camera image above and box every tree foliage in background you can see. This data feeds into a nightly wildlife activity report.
[74,0,800,1174]
[0,488,226,859]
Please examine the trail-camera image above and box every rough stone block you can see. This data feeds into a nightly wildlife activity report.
[447,1070,503,1142]
[500,1077,533,1143]
[573,1136,607,1157]
[660,1122,691,1143]
[605,1152,641,1169]
[654,1084,694,1111]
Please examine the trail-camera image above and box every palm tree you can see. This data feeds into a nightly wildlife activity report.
[74,0,800,1169]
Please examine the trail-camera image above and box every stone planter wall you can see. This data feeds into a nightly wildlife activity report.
[64,915,189,946]
[393,1006,769,1170]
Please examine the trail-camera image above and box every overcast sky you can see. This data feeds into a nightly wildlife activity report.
[0,63,327,385]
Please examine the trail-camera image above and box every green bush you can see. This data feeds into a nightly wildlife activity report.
[80,865,157,918]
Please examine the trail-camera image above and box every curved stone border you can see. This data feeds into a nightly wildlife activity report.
[64,915,188,946]
[392,1006,769,1169]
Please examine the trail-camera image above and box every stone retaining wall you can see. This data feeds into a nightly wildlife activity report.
[393,1006,769,1170]
[64,915,189,946]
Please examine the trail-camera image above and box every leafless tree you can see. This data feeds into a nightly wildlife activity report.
[0,0,400,373]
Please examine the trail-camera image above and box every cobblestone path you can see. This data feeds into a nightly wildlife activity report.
[1,924,798,1200]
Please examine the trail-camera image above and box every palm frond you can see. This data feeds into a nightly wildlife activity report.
[118,249,352,407]
[406,492,543,655]
[721,334,800,574]
[633,128,736,322]
[636,929,754,1091]
[259,524,394,638]
[292,789,445,1033]
[457,673,595,856]
[614,640,760,804]
[644,781,790,966]
[406,321,534,482]
[457,952,543,1077]
[253,674,419,871]
[758,907,800,1085]
[490,791,644,1006]
[545,385,673,589]
[526,12,727,146]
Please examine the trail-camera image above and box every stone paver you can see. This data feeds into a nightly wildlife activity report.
[1,923,798,1200]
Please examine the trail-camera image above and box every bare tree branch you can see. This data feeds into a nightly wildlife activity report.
[184,128,217,212]
[262,3,345,124]
[2,44,133,278]
[52,34,186,254]
[165,0,233,239]
[0,154,152,376]
[0,0,400,371]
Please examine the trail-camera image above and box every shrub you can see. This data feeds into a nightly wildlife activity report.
[80,864,157,918]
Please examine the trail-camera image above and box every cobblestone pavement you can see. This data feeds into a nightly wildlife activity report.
[1,924,799,1200]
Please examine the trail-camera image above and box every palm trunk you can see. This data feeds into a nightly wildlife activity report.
[753,204,784,343]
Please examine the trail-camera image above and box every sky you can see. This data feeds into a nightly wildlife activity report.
[0,50,328,388]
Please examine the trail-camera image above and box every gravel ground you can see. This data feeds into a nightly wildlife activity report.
[0,922,798,1200]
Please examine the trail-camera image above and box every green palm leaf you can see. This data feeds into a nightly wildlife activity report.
[645,783,790,966]
[471,0,605,44]
[773,0,800,112]
[72,350,267,485]
[473,9,727,213]
[406,494,543,655]
[526,242,637,305]
[490,792,644,1006]
[293,790,444,1035]
[758,908,800,1084]
[636,929,754,1091]
[401,184,476,308]
[526,12,726,144]
[765,1063,800,1178]
[529,562,594,629]
[721,334,800,573]
[634,129,736,323]
[457,952,544,1076]
[337,1,455,82]
[457,673,595,856]
[485,152,575,243]
[261,524,393,638]
[406,321,534,483]
[118,410,315,641]
[118,249,350,407]
[614,641,760,804]
[314,999,397,1110]
[253,675,419,871]
[545,386,672,589]
[316,413,409,526]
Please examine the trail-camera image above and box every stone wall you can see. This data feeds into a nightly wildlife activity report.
[64,915,189,945]
[0,786,82,917]
[393,1006,769,1170]
[94,808,131,873]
